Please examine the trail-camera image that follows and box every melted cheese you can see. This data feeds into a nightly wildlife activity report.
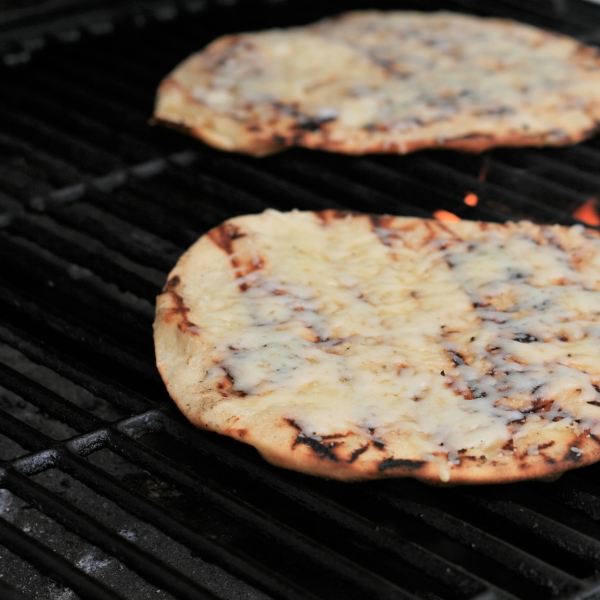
[187,212,600,481]
[159,11,600,156]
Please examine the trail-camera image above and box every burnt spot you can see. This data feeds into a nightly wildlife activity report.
[502,439,514,452]
[163,275,180,292]
[378,458,426,472]
[448,350,467,366]
[514,333,538,343]
[588,400,600,407]
[217,367,246,398]
[284,418,302,431]
[294,115,337,131]
[538,441,555,450]
[348,445,369,463]
[316,209,361,225]
[208,223,245,256]
[372,440,385,450]
[165,291,201,335]
[467,384,486,399]
[294,435,340,462]
[529,399,554,413]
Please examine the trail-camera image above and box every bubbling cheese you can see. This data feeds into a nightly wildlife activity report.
[188,211,600,468]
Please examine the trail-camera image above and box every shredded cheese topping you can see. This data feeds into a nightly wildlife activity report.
[184,211,600,478]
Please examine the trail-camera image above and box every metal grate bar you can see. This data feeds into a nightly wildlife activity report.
[0,360,104,434]
[438,153,589,214]
[9,212,162,303]
[370,483,584,597]
[0,320,157,414]
[55,443,324,600]
[133,163,271,218]
[158,410,571,599]
[258,153,432,217]
[390,154,581,224]
[192,151,342,211]
[44,200,184,272]
[0,101,123,176]
[0,507,127,600]
[2,75,159,169]
[104,427,421,600]
[494,150,600,198]
[0,283,158,386]
[3,468,224,600]
[0,231,153,337]
[0,131,81,190]
[84,186,205,249]
[0,579,31,600]
[460,490,600,568]
[0,406,417,600]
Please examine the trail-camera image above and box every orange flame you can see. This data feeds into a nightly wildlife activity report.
[464,193,478,207]
[434,210,461,223]
[573,198,600,226]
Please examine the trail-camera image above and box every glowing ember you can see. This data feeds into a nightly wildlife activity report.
[464,193,479,207]
[434,210,461,223]
[573,198,600,226]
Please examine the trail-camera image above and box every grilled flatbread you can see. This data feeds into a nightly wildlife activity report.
[154,10,600,157]
[154,210,600,484]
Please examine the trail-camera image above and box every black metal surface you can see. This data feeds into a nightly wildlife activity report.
[3,1,600,599]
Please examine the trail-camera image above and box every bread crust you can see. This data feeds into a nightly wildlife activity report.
[154,211,600,484]
[154,11,600,157]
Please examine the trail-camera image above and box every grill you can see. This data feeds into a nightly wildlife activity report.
[3,1,600,599]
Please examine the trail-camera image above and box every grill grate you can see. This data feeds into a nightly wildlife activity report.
[3,1,600,599]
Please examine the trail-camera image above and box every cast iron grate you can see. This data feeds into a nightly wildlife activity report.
[3,1,600,599]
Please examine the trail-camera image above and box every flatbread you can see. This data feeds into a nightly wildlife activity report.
[153,10,600,157]
[154,210,600,484]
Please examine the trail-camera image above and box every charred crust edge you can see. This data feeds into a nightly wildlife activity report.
[378,458,426,472]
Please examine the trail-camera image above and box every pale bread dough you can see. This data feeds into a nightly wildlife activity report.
[154,210,600,484]
[154,11,600,156]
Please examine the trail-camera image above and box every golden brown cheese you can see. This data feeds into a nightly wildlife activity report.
[154,11,600,156]
[154,211,600,484]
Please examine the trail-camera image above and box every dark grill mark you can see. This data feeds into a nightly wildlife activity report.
[378,458,425,472]
[164,275,180,291]
[502,440,514,452]
[294,116,337,131]
[208,223,245,256]
[514,333,538,343]
[348,445,368,463]
[317,209,361,225]
[285,418,302,431]
[448,351,466,366]
[588,400,600,407]
[165,290,200,335]
[295,435,340,462]
[538,441,555,450]
[220,367,246,398]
